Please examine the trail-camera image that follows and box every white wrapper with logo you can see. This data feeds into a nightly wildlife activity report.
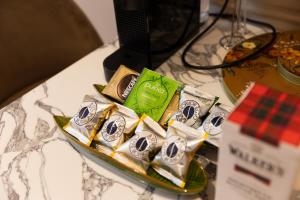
[170,85,218,129]
[151,120,207,188]
[113,114,166,174]
[94,103,139,150]
[63,95,113,146]
[198,103,232,147]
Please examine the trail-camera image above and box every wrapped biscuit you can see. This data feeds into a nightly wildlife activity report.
[113,114,166,174]
[94,103,139,150]
[102,65,139,103]
[171,85,218,128]
[151,120,207,188]
[64,95,113,146]
[198,103,232,147]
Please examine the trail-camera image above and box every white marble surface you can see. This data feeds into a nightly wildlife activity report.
[0,20,265,200]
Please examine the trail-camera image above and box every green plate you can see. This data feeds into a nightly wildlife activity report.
[54,115,208,195]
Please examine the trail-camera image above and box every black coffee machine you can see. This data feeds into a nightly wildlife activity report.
[103,0,200,81]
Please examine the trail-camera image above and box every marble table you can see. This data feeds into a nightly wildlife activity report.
[0,20,266,200]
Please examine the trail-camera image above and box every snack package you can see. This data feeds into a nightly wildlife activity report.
[102,65,139,103]
[170,85,218,128]
[198,103,232,147]
[94,103,139,150]
[124,68,180,121]
[113,114,166,174]
[159,90,180,128]
[64,95,113,146]
[151,120,207,188]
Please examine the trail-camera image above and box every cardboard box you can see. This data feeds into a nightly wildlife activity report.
[216,83,300,200]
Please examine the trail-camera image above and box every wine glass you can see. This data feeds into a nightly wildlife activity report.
[219,0,248,49]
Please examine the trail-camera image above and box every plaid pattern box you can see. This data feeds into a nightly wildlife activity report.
[216,83,300,200]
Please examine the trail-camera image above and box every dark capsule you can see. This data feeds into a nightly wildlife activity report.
[106,121,118,135]
[182,106,195,119]
[78,107,89,119]
[166,142,178,158]
[211,116,223,127]
[136,137,148,152]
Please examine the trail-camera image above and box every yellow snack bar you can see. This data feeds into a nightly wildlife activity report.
[159,90,180,128]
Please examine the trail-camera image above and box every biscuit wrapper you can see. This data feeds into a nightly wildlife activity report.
[171,85,218,128]
[63,95,113,146]
[102,65,139,103]
[151,121,207,188]
[198,103,232,147]
[94,103,139,150]
[113,115,166,174]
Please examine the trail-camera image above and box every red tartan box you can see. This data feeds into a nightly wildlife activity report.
[216,83,300,200]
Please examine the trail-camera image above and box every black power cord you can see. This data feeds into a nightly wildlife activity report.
[181,0,277,70]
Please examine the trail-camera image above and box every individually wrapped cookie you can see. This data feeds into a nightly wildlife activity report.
[63,95,113,146]
[151,120,207,188]
[171,85,218,128]
[113,114,166,174]
[198,103,232,147]
[94,103,139,150]
[102,65,139,103]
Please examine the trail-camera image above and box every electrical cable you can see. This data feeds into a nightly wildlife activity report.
[181,0,277,70]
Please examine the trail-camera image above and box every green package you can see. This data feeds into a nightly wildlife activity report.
[124,68,180,121]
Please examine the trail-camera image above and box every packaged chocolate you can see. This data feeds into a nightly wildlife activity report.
[159,90,180,128]
[63,95,113,146]
[151,120,207,188]
[171,85,218,128]
[124,68,180,121]
[113,114,167,174]
[102,65,139,103]
[198,103,232,147]
[94,103,139,150]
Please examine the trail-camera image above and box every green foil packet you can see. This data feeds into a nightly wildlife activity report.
[124,68,180,121]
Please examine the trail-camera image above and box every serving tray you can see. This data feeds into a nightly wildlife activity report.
[54,115,208,195]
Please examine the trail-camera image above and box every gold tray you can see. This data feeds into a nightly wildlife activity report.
[54,115,208,195]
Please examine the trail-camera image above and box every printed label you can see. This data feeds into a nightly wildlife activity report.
[203,112,225,136]
[101,115,126,142]
[74,102,97,126]
[176,100,200,125]
[129,131,157,160]
[117,74,138,100]
[162,135,186,164]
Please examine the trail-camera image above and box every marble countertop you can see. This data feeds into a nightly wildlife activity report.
[0,20,265,200]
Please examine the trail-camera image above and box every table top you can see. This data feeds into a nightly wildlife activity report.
[0,20,265,200]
